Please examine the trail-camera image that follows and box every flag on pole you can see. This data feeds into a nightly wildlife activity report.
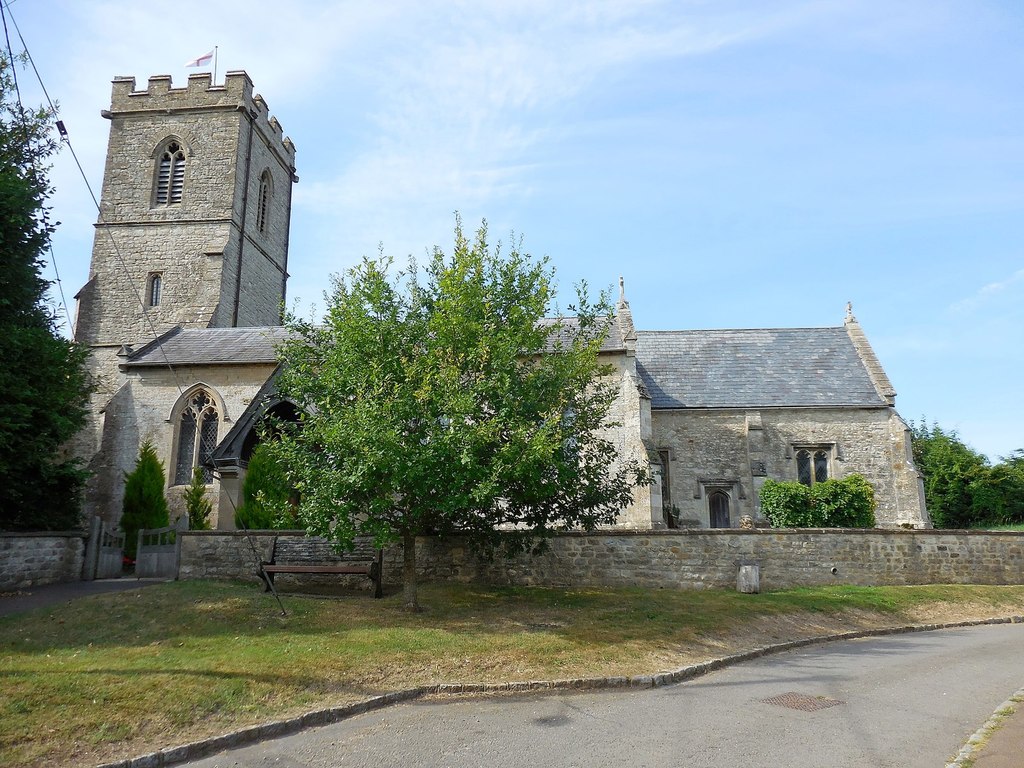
[185,50,214,68]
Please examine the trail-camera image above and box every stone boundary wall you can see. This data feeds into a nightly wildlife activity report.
[0,532,87,590]
[179,528,1024,591]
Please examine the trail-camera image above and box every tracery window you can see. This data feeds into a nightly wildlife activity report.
[174,390,219,485]
[155,141,186,205]
[796,449,830,486]
[256,170,272,233]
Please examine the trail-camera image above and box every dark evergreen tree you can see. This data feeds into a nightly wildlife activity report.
[0,53,91,531]
[182,466,212,530]
[121,441,169,557]
[234,442,295,530]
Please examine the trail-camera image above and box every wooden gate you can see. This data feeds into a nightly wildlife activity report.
[97,523,125,579]
[136,517,187,578]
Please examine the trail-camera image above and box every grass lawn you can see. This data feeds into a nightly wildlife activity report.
[3,580,1024,767]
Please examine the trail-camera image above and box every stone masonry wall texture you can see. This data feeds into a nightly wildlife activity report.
[0,534,86,590]
[653,407,923,528]
[180,530,1024,592]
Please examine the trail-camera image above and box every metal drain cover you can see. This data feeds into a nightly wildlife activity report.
[762,692,844,711]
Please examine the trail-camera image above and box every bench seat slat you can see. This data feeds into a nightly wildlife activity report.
[263,564,372,575]
[260,535,384,598]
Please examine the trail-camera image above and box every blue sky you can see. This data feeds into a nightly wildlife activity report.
[10,0,1024,461]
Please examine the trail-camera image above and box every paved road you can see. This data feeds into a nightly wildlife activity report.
[186,624,1024,768]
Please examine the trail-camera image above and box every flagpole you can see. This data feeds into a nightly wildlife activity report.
[213,46,218,84]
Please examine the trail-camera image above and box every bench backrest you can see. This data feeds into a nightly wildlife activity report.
[272,536,379,565]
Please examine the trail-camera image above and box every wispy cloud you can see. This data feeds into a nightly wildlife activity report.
[294,1,831,251]
[951,268,1024,313]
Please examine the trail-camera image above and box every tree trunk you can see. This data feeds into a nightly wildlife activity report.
[402,529,420,612]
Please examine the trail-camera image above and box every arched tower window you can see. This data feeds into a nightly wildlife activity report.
[147,273,162,307]
[256,170,272,234]
[174,389,219,485]
[155,141,186,205]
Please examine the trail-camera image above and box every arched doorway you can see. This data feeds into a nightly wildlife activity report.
[709,490,731,528]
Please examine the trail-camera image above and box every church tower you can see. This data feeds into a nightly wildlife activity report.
[72,72,297,527]
[75,71,297,354]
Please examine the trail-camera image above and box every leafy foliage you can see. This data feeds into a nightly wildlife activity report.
[761,475,876,528]
[234,442,295,530]
[120,441,169,557]
[911,421,1024,527]
[0,54,92,531]
[268,218,648,608]
[182,467,212,530]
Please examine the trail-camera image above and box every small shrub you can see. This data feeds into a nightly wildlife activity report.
[121,441,170,557]
[182,467,212,530]
[234,443,296,530]
[761,474,876,528]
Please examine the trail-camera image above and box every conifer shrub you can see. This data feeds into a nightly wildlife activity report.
[182,466,212,530]
[234,443,295,530]
[121,441,170,557]
[761,474,876,528]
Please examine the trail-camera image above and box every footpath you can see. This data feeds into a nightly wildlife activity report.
[2,579,1022,767]
[0,577,164,618]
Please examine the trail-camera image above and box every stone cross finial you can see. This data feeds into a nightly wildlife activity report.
[619,276,627,306]
[845,301,854,321]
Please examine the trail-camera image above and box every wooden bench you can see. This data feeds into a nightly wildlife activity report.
[261,536,384,598]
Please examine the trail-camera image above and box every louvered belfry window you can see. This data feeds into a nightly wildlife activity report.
[174,390,219,484]
[256,171,271,233]
[156,141,186,205]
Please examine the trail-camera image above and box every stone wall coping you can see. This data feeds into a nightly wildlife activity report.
[180,527,1024,539]
[0,531,88,539]
[181,530,297,537]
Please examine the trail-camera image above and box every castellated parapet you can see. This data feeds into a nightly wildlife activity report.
[107,71,296,159]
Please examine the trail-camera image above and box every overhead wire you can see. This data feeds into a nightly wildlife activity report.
[2,0,186,396]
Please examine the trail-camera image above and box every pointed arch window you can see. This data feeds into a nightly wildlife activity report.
[155,141,186,205]
[256,170,272,234]
[174,389,219,485]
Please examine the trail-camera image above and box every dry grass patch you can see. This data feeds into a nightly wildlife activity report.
[2,581,1024,767]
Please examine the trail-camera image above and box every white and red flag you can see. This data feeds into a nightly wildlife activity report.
[185,50,214,68]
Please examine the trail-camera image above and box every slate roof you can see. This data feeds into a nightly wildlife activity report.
[635,327,886,409]
[123,318,623,368]
[537,317,626,353]
[124,326,292,367]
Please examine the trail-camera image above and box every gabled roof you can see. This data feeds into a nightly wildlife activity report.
[635,327,887,409]
[124,326,292,367]
[536,317,627,353]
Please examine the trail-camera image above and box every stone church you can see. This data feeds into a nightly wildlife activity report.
[73,71,930,532]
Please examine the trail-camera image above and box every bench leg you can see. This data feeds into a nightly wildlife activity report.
[261,568,275,592]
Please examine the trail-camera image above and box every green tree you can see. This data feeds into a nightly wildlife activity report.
[234,442,295,530]
[121,441,169,557]
[970,450,1024,526]
[0,54,91,531]
[268,219,647,609]
[182,466,212,530]
[910,421,989,528]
